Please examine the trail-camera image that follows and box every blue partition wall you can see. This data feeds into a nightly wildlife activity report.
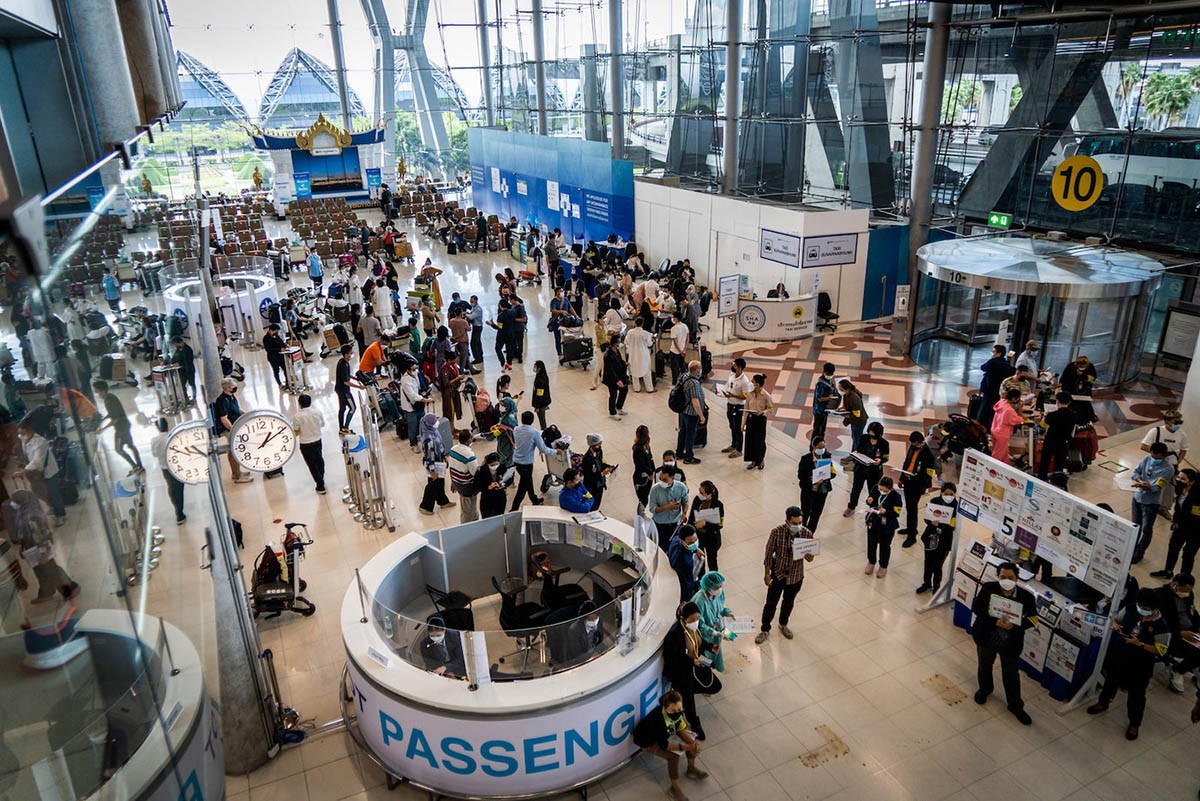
[468,128,635,244]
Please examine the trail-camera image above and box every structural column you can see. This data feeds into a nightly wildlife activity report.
[146,0,179,111]
[898,1,949,354]
[581,44,604,141]
[116,0,168,122]
[326,0,353,129]
[477,0,495,127]
[362,0,395,182]
[608,0,624,158]
[66,0,141,147]
[721,0,740,194]
[531,0,548,135]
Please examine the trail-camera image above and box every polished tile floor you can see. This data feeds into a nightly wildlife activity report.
[40,214,1200,801]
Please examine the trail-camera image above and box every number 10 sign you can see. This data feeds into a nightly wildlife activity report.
[1051,155,1105,213]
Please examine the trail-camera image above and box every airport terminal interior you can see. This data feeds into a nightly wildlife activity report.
[5,1,1200,800]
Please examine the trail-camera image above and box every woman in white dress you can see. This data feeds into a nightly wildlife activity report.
[625,316,656,393]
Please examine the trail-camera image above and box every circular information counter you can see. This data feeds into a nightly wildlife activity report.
[161,257,278,338]
[734,294,817,341]
[340,509,676,799]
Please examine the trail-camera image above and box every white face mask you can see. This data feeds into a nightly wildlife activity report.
[697,492,708,501]
[664,461,675,468]
[429,634,445,644]
[706,588,721,599]
[685,619,700,631]
[942,493,955,501]
[998,578,1017,592]
[789,523,803,534]
[659,480,671,489]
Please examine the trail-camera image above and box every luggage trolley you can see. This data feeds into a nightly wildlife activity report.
[281,346,308,394]
[151,364,187,414]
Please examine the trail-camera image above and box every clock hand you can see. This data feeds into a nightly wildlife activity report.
[258,429,279,450]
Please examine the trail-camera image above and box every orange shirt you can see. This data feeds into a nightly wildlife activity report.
[358,341,386,373]
[60,388,97,418]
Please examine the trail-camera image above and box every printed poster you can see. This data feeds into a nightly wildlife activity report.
[1045,635,1081,681]
[546,180,560,211]
[1021,623,1052,672]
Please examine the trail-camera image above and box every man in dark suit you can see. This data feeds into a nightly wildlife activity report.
[977,344,1014,427]
[418,616,466,679]
[1038,391,1077,480]
[898,431,937,548]
[972,562,1037,725]
[564,601,605,666]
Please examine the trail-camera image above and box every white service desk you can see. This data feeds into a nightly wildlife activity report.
[734,294,817,341]
[341,508,676,798]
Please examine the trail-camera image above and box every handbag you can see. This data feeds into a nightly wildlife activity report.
[692,662,717,690]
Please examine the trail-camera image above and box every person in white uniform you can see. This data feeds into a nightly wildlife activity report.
[27,321,56,382]
[626,317,656,393]
[1142,409,1189,514]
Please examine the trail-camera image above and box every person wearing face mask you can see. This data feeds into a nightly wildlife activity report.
[657,450,687,483]
[474,452,510,518]
[398,361,427,453]
[864,476,903,577]
[971,562,1037,725]
[690,571,734,674]
[1088,589,1172,740]
[916,483,958,594]
[1141,409,1188,515]
[16,422,65,523]
[1153,469,1200,579]
[633,690,707,801]
[756,507,814,644]
[632,426,656,508]
[898,430,938,548]
[662,602,723,741]
[797,436,836,533]
[844,421,889,517]
[557,467,595,513]
[1151,573,1200,692]
[649,467,690,541]
[687,481,724,570]
[565,601,605,666]
[212,377,253,484]
[581,433,615,511]
[669,525,706,604]
[419,617,466,679]
[1131,441,1176,564]
[1038,391,1077,480]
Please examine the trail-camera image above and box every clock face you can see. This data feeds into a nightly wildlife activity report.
[230,411,297,472]
[165,421,211,485]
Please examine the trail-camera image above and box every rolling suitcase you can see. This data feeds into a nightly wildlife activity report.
[966,392,984,421]
[694,418,708,449]
[700,345,713,378]
[332,323,351,345]
[322,325,340,350]
[437,415,453,452]
[1074,425,1099,464]
[560,335,593,368]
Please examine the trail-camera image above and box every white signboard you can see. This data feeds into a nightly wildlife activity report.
[348,656,665,797]
[760,228,801,267]
[1162,305,1200,360]
[546,180,560,211]
[490,167,501,193]
[717,274,741,318]
[802,233,859,268]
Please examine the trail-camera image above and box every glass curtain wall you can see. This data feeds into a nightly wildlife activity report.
[0,181,222,796]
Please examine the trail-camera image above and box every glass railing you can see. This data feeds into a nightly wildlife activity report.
[353,543,653,684]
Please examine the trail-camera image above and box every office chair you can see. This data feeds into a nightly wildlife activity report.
[817,291,839,332]
[542,605,579,667]
[426,585,475,632]
[529,552,589,612]
[491,576,550,670]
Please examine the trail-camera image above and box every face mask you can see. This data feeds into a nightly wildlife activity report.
[1136,606,1152,617]
[942,493,955,501]
[685,619,700,631]
[789,523,802,534]
[998,579,1017,592]
[1176,590,1190,599]
[659,480,671,489]
[429,634,445,644]
[665,709,684,722]
[664,461,675,468]
[585,620,598,631]
[815,447,826,456]
[686,541,699,552]
[1169,424,1181,432]
[1152,457,1164,464]
[707,588,721,599]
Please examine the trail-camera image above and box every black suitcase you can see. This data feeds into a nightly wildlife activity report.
[654,351,669,380]
[560,336,593,367]
[332,323,351,345]
[700,345,713,378]
[447,241,458,255]
[967,391,984,420]
[694,418,708,449]
[99,354,115,381]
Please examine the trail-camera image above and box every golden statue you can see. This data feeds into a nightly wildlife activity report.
[140,173,152,195]
[252,166,264,190]
[398,157,408,179]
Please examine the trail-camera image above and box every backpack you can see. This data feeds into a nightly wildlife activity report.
[668,376,693,414]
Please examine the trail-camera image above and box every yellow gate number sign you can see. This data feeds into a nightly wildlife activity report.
[1051,155,1104,212]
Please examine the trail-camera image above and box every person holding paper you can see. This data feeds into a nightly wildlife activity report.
[741,374,774,470]
[719,358,753,458]
[916,482,958,594]
[899,430,938,548]
[1131,441,1176,564]
[844,421,889,517]
[690,571,735,673]
[474,452,509,518]
[663,602,723,741]
[669,526,707,604]
[797,437,836,534]
[989,389,1025,467]
[649,467,690,541]
[582,433,615,511]
[834,379,867,452]
[1152,574,1200,692]
[419,616,466,679]
[558,468,595,514]
[1058,354,1098,425]
[810,362,839,442]
[971,563,1037,725]
[418,414,456,516]
[632,690,707,801]
[1088,589,1172,740]
[864,476,903,578]
[688,481,725,570]
[756,507,813,644]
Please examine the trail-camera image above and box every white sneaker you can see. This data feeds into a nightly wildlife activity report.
[233,474,253,484]
[1169,672,1186,693]
[617,409,628,416]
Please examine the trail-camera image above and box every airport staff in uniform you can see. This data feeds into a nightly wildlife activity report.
[1088,588,1172,740]
[972,562,1036,725]
[419,617,466,679]
[719,358,752,458]
[633,690,707,801]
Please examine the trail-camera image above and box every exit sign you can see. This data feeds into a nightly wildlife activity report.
[987,211,1011,229]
